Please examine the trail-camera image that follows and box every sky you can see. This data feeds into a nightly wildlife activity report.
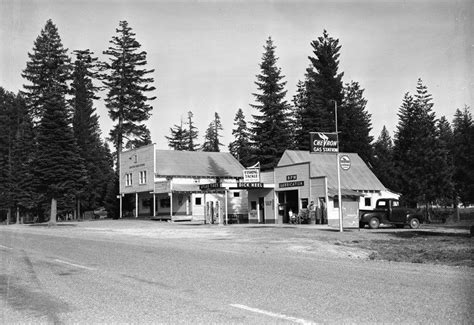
[1,0,472,151]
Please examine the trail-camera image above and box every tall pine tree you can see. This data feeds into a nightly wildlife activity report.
[250,37,290,170]
[186,111,199,151]
[393,79,453,207]
[22,20,86,223]
[102,20,156,155]
[372,126,396,190]
[229,108,252,166]
[339,81,373,163]
[452,106,474,205]
[296,30,343,150]
[202,112,224,152]
[70,49,114,212]
[166,120,188,151]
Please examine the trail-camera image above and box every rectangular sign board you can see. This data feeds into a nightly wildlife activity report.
[310,132,338,153]
[243,169,260,183]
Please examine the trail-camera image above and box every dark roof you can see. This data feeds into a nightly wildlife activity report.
[155,150,244,178]
[277,150,386,191]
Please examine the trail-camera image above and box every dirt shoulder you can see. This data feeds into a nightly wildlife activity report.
[2,219,473,268]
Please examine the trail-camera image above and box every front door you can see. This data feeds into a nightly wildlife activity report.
[259,197,265,224]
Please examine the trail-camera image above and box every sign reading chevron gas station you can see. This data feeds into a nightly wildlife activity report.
[310,132,339,153]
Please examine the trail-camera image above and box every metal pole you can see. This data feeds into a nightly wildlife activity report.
[225,189,228,225]
[335,101,343,232]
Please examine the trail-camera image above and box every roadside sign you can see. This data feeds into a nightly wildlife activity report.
[340,155,351,170]
[310,132,338,153]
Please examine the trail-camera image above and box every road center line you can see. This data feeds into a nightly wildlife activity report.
[0,244,13,250]
[54,259,96,271]
[230,304,314,324]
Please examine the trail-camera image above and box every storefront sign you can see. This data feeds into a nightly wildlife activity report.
[340,155,351,170]
[236,182,264,188]
[243,169,260,183]
[310,132,338,153]
[286,175,297,181]
[279,181,304,188]
[199,182,222,190]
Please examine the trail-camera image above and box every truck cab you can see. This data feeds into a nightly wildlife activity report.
[359,198,423,229]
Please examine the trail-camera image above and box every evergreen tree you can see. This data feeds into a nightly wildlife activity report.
[436,116,455,205]
[289,80,307,150]
[1,91,36,221]
[21,20,86,223]
[339,81,373,163]
[70,49,114,211]
[0,88,15,213]
[296,30,343,150]
[229,108,253,166]
[202,112,223,152]
[186,111,199,151]
[250,37,291,170]
[32,85,87,224]
[21,19,71,123]
[452,106,474,205]
[372,126,396,190]
[393,79,453,206]
[166,120,188,150]
[102,20,156,155]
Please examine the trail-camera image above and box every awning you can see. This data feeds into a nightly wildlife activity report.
[172,184,202,193]
[153,182,203,194]
[327,188,363,198]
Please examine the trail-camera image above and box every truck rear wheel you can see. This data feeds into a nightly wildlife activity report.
[409,218,420,229]
[369,217,380,229]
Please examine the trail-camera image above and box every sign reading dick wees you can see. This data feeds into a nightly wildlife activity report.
[310,132,338,153]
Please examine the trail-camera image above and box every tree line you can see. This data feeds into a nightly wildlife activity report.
[166,33,473,208]
[1,20,473,224]
[0,19,155,222]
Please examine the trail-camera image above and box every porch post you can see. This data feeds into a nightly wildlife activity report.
[153,193,156,217]
[119,194,123,219]
[135,192,138,218]
[224,189,228,225]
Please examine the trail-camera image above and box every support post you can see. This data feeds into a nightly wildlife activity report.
[203,192,207,224]
[153,193,156,217]
[334,100,343,232]
[119,194,123,219]
[135,192,138,218]
[225,189,228,225]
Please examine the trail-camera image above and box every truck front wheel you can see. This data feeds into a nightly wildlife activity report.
[409,218,420,229]
[369,217,380,229]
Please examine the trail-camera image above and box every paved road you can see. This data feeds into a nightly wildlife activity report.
[1,222,472,324]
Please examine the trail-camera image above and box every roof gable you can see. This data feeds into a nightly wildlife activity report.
[278,150,386,191]
[155,150,244,178]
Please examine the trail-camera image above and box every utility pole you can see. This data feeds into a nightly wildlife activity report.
[335,101,343,232]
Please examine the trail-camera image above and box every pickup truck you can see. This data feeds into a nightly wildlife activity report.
[359,198,424,229]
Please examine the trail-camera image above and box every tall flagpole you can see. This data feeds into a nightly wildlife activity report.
[335,101,343,232]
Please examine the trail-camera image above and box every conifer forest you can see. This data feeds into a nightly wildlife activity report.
[0,19,473,222]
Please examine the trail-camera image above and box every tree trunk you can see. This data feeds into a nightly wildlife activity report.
[6,208,11,225]
[16,206,20,224]
[49,197,57,225]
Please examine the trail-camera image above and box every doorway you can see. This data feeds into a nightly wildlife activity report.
[258,197,265,224]
[278,190,299,223]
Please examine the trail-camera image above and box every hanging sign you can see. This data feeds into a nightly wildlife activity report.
[310,132,338,153]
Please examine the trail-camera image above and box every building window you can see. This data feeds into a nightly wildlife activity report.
[233,192,240,198]
[251,201,257,210]
[333,197,339,208]
[125,173,132,187]
[139,171,147,184]
[364,197,371,207]
[195,197,202,205]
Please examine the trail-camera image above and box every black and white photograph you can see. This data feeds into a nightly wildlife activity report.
[1,0,472,323]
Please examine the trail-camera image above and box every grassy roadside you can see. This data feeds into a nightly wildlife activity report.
[338,228,473,267]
